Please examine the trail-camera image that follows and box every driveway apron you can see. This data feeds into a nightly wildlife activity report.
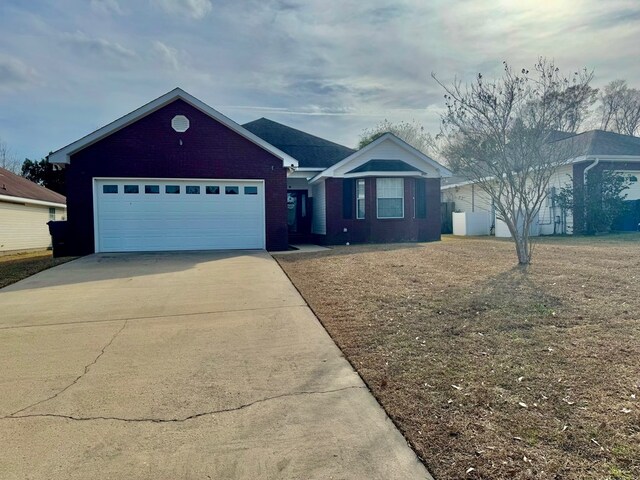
[0,251,431,479]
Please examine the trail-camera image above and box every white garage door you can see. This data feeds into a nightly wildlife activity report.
[94,179,265,252]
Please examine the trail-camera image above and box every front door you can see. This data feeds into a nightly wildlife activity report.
[287,190,312,242]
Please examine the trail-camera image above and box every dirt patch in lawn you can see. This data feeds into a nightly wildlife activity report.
[0,251,76,289]
[275,235,640,480]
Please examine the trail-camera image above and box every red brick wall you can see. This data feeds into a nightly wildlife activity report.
[319,176,441,245]
[65,99,288,254]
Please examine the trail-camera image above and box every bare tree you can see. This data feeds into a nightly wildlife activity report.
[433,58,594,265]
[0,138,22,174]
[598,80,640,136]
[358,119,442,159]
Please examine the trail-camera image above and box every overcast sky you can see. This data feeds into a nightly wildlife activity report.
[1,0,639,162]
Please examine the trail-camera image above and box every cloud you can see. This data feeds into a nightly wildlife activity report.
[153,41,181,70]
[0,55,39,92]
[152,0,213,19]
[90,0,125,15]
[61,31,136,65]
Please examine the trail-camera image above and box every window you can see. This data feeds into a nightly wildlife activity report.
[225,186,239,195]
[186,186,200,194]
[103,185,118,194]
[145,185,159,194]
[356,179,365,219]
[165,185,180,194]
[124,185,139,194]
[49,207,56,221]
[376,178,404,218]
[244,186,258,195]
[206,186,220,195]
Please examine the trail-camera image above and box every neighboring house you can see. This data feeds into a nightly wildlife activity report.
[48,88,451,255]
[0,167,66,252]
[441,130,640,236]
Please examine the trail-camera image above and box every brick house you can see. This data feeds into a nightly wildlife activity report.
[49,88,451,254]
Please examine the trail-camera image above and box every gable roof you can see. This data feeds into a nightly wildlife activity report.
[554,129,640,157]
[0,168,66,207]
[242,118,355,169]
[347,159,426,174]
[312,132,452,183]
[48,88,298,168]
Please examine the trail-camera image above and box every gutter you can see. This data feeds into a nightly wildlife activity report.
[0,193,66,209]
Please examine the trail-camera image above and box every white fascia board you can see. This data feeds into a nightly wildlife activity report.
[48,88,298,168]
[287,170,321,180]
[441,180,477,190]
[572,155,640,163]
[310,132,452,184]
[0,194,66,209]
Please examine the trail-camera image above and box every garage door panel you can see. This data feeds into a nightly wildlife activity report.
[95,179,265,252]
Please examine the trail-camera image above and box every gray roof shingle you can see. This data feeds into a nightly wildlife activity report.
[243,118,355,169]
[555,129,640,157]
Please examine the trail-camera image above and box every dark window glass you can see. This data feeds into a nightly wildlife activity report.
[244,186,258,195]
[124,185,139,194]
[49,207,56,221]
[186,186,200,194]
[145,185,159,194]
[206,186,220,195]
[103,185,118,194]
[166,185,180,194]
[225,186,239,195]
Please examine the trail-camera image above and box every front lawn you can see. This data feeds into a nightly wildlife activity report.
[0,251,76,289]
[275,234,640,480]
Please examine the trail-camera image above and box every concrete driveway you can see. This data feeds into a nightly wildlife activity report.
[0,251,431,480]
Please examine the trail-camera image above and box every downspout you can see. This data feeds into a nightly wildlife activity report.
[582,158,600,234]
[471,184,475,212]
[582,158,600,185]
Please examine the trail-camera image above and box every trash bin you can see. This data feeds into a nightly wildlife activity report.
[47,220,69,257]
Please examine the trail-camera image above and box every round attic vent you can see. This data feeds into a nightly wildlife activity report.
[171,115,190,132]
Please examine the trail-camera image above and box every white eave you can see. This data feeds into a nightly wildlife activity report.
[0,193,66,209]
[48,87,299,169]
[441,155,640,190]
[310,132,452,184]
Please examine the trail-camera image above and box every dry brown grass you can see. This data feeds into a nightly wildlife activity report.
[0,251,76,289]
[275,234,640,480]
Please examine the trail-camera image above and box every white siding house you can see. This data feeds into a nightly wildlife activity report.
[0,168,66,253]
[441,165,575,237]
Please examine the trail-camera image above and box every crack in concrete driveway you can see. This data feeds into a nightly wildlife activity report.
[7,320,129,417]
[4,385,366,424]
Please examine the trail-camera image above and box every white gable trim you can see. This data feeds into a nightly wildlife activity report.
[48,88,298,168]
[310,133,451,184]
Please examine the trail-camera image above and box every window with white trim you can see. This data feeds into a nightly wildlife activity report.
[356,179,365,219]
[376,178,404,218]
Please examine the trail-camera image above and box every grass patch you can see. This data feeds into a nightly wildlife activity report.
[276,234,640,479]
[0,251,76,289]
